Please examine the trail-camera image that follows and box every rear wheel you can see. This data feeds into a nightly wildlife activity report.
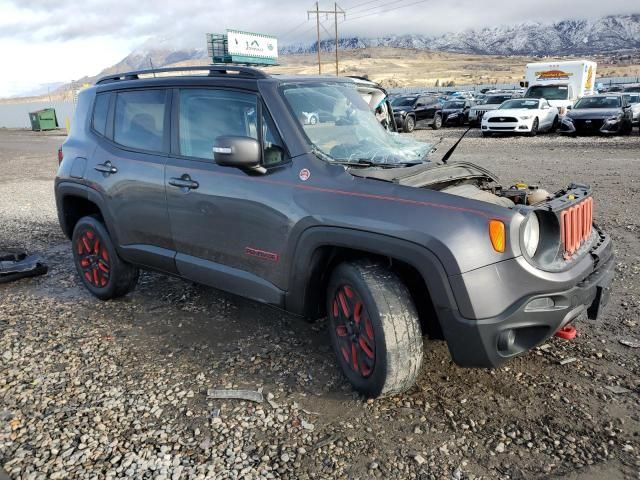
[550,116,559,133]
[72,216,139,300]
[327,261,423,397]
[432,114,443,130]
[403,116,415,133]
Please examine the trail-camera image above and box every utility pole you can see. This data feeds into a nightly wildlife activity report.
[308,3,345,76]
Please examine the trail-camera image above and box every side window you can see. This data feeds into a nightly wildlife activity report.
[113,90,166,152]
[92,93,110,137]
[179,89,257,160]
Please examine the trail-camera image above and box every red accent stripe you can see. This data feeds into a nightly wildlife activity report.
[202,169,508,221]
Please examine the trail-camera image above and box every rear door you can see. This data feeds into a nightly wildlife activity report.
[165,87,292,303]
[87,88,176,273]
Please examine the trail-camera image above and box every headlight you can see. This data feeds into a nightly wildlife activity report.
[522,213,540,257]
[605,116,620,123]
[520,115,531,120]
[449,113,459,117]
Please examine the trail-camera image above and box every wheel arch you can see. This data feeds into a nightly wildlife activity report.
[56,182,115,242]
[286,227,457,338]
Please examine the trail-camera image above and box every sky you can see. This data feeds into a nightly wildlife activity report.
[0,0,637,97]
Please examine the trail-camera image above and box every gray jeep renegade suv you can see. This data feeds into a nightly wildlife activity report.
[55,66,614,397]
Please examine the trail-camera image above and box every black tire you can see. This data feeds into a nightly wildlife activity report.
[528,118,539,137]
[481,131,492,137]
[403,115,415,133]
[327,260,423,397]
[550,116,559,133]
[431,114,443,130]
[72,216,139,300]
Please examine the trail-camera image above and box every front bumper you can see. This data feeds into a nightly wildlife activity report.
[481,118,534,133]
[439,229,614,368]
[559,117,623,135]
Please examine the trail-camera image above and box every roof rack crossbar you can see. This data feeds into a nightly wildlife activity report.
[96,65,269,85]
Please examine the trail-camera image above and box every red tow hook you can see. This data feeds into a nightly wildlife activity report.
[555,325,577,340]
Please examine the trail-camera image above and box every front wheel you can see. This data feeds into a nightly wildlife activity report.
[72,216,139,300]
[528,118,539,137]
[432,114,443,130]
[327,261,423,397]
[403,116,415,133]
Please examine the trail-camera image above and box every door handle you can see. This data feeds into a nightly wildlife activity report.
[94,162,117,174]
[168,175,199,190]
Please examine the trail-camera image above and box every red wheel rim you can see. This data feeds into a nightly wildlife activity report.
[331,284,376,378]
[76,229,110,288]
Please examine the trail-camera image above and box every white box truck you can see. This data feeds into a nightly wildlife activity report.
[521,60,597,114]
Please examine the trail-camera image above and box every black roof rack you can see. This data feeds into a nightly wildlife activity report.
[96,65,270,85]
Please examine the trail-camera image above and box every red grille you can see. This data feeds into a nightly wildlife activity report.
[560,197,593,258]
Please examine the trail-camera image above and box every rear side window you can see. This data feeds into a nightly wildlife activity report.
[178,89,258,160]
[92,94,110,136]
[114,90,166,152]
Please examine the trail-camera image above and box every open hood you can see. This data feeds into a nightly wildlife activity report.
[348,161,499,188]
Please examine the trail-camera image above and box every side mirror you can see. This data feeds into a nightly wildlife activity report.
[566,105,572,110]
[213,136,261,169]
[542,105,550,110]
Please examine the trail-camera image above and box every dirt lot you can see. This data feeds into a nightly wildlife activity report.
[0,127,639,480]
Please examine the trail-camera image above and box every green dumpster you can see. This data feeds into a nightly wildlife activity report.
[28,108,59,131]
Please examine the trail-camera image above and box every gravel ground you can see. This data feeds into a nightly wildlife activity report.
[0,127,639,480]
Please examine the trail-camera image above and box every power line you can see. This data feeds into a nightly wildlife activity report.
[279,19,311,39]
[343,0,429,23]
[342,0,387,13]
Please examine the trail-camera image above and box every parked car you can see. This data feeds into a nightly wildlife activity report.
[481,98,559,137]
[559,93,634,135]
[442,99,475,126]
[622,84,640,93]
[349,76,397,132]
[55,65,614,397]
[622,93,640,128]
[390,95,443,132]
[468,94,516,126]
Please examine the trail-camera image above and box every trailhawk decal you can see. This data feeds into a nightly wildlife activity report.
[245,247,280,262]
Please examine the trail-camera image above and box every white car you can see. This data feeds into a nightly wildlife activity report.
[481,98,559,137]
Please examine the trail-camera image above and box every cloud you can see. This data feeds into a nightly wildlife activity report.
[1,0,638,47]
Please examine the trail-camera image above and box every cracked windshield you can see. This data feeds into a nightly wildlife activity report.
[282,82,430,166]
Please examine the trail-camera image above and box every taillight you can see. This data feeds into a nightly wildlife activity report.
[58,147,63,165]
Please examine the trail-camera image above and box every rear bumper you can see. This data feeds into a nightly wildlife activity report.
[439,230,614,368]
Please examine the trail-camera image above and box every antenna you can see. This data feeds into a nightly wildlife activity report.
[149,58,156,78]
[440,127,472,164]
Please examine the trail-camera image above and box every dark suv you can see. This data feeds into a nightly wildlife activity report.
[390,94,443,132]
[55,66,614,397]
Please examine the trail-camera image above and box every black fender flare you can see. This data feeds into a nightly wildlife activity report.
[55,182,119,246]
[285,226,460,321]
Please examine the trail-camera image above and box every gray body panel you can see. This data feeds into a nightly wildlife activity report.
[55,72,615,369]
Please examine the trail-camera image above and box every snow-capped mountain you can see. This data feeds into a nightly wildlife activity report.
[282,14,640,56]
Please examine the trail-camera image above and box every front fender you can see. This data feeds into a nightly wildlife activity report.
[285,226,459,320]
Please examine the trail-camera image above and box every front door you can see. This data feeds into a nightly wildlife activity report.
[165,87,292,303]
